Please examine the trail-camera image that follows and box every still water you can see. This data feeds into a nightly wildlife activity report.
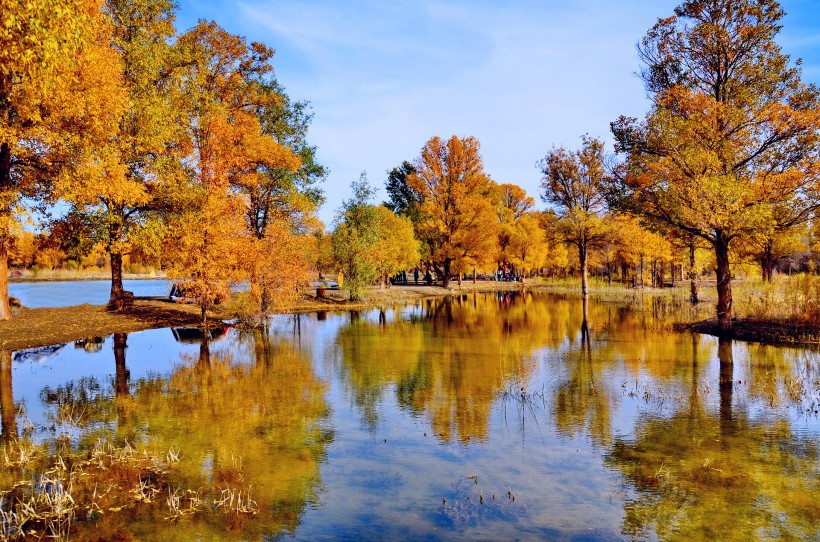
[8,279,171,308]
[1,292,818,540]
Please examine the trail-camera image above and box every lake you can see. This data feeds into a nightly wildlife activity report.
[1,291,818,540]
[9,279,171,308]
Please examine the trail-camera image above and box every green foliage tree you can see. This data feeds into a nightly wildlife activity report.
[331,175,381,301]
[384,161,420,220]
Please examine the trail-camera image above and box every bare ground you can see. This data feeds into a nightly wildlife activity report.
[684,318,820,347]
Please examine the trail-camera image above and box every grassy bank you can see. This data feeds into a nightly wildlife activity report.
[536,274,820,346]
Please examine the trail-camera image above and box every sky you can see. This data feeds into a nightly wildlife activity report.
[175,0,820,226]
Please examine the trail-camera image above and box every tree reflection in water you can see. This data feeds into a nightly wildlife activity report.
[0,291,815,540]
[336,293,555,443]
[605,337,819,540]
[3,327,332,540]
[0,351,16,442]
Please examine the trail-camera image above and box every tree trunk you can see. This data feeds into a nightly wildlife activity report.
[580,296,590,348]
[0,242,9,320]
[198,333,210,367]
[0,97,12,319]
[717,337,734,434]
[472,268,476,284]
[0,350,16,441]
[579,243,588,297]
[714,234,733,332]
[442,259,452,288]
[688,235,700,304]
[114,333,130,398]
[761,240,775,283]
[108,252,126,310]
[639,254,644,288]
[260,280,270,314]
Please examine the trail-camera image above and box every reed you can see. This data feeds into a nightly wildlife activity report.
[0,437,259,541]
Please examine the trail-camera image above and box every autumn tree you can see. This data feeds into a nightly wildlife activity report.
[50,0,182,310]
[407,136,499,287]
[372,205,420,288]
[498,183,535,220]
[166,21,299,322]
[495,184,542,276]
[539,135,611,296]
[238,80,326,314]
[743,205,812,282]
[505,212,548,276]
[610,0,820,331]
[0,0,122,319]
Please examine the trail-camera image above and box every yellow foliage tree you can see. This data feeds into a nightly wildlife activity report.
[54,0,181,310]
[539,135,611,296]
[373,205,420,288]
[0,0,118,319]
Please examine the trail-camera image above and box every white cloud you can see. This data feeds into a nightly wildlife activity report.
[180,0,820,224]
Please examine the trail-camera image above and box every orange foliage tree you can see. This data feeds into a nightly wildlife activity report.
[610,0,820,331]
[408,136,498,287]
[165,21,299,322]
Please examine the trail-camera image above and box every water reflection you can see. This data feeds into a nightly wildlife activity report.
[606,338,818,540]
[0,351,15,442]
[0,292,816,540]
[2,326,333,540]
[335,294,546,443]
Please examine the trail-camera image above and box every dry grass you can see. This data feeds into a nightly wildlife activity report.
[0,438,259,541]
[538,275,820,344]
[10,269,163,282]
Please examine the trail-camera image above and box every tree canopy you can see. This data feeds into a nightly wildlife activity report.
[609,0,820,330]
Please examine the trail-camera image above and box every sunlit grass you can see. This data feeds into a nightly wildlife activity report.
[536,274,820,327]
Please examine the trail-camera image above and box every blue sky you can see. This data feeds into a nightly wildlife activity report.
[176,0,820,226]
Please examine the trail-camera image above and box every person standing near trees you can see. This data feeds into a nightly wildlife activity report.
[414,267,419,284]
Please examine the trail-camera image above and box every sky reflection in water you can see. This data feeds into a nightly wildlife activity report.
[2,291,818,540]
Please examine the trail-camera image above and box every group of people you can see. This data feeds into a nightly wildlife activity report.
[390,264,522,286]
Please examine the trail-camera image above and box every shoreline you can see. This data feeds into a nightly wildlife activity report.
[1,281,817,351]
[9,273,166,283]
